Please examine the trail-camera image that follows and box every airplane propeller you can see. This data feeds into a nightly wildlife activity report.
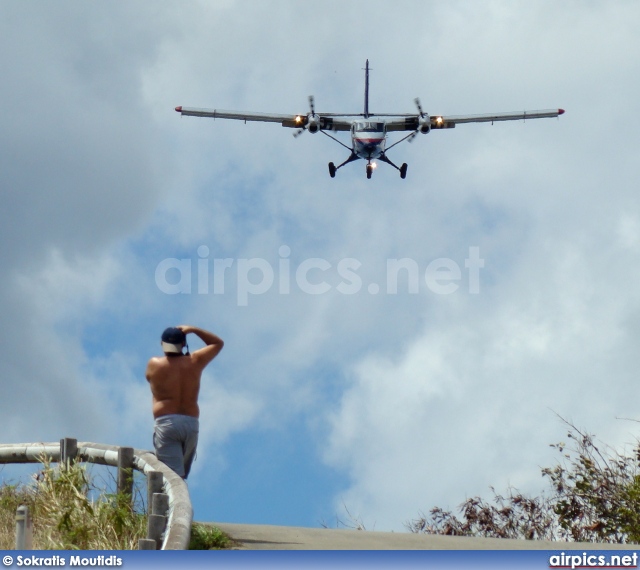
[403,98,429,144]
[293,96,320,137]
[414,97,431,134]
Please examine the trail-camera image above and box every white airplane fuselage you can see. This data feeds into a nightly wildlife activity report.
[352,121,386,160]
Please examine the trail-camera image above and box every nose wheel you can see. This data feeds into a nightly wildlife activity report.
[366,163,373,179]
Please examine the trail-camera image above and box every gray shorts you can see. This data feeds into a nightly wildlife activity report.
[153,414,199,479]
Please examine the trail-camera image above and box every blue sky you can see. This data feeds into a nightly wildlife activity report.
[2,1,640,532]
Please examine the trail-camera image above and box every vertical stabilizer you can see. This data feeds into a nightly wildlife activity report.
[364,59,370,118]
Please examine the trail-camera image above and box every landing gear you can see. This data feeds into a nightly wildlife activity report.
[328,150,408,179]
[327,152,359,178]
[377,153,408,179]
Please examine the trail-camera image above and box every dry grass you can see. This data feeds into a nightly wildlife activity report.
[0,459,147,550]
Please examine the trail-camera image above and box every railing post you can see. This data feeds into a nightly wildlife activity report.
[147,513,167,550]
[15,505,33,549]
[152,492,169,516]
[146,492,170,549]
[60,438,77,466]
[117,447,134,497]
[147,471,164,514]
[138,538,157,550]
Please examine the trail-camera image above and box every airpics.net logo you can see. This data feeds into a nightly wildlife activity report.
[154,246,485,307]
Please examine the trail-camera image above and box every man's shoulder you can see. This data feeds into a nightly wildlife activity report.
[146,356,168,376]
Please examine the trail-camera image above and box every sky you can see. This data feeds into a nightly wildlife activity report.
[2,0,640,532]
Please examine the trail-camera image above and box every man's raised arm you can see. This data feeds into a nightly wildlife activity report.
[177,325,224,367]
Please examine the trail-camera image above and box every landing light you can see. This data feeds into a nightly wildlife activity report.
[371,162,377,169]
[435,116,443,125]
[295,115,303,124]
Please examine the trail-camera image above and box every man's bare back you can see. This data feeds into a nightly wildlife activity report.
[146,325,224,419]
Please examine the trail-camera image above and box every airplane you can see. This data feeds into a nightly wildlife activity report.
[175,60,564,180]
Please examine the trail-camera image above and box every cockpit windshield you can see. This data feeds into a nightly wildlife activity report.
[355,121,385,132]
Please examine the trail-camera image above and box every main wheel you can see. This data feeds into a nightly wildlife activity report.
[366,164,373,179]
[400,163,408,179]
[328,162,336,178]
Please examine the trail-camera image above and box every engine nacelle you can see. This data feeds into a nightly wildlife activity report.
[419,115,431,134]
[307,115,320,134]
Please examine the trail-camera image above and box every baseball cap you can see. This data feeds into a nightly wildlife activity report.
[161,327,186,353]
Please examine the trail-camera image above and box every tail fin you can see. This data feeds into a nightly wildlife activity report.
[364,60,370,118]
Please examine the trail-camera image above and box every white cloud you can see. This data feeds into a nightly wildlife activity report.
[0,250,121,444]
[323,220,640,529]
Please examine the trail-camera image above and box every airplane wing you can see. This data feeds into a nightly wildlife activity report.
[176,105,563,133]
[175,106,354,131]
[384,108,565,132]
[176,106,295,123]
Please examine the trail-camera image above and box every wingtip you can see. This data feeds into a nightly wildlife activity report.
[558,108,565,115]
[175,106,182,113]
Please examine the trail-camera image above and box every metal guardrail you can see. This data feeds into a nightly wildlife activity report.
[0,440,193,550]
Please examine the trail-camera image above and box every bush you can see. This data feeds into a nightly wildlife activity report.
[408,419,640,543]
[188,523,234,550]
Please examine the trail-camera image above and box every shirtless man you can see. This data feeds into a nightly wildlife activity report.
[145,325,224,479]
